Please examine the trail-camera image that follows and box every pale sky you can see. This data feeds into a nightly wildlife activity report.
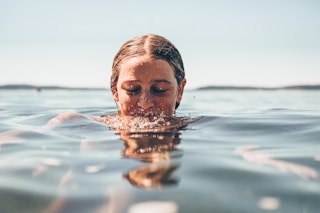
[1,0,320,89]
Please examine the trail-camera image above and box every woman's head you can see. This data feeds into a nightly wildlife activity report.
[111,34,186,117]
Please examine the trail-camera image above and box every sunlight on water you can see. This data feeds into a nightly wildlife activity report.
[128,201,178,213]
[258,196,281,211]
[0,89,320,213]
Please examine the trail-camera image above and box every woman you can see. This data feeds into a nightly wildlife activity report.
[110,34,186,118]
[48,34,187,130]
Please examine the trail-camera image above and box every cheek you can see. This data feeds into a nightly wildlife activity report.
[156,97,176,112]
[120,96,135,106]
[118,93,138,113]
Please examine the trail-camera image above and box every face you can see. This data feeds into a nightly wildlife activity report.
[113,56,186,117]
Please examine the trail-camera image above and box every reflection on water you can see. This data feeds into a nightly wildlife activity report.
[50,129,185,212]
[120,131,183,189]
[0,113,188,213]
[1,90,320,213]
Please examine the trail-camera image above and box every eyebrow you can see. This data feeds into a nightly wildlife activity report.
[152,79,172,84]
[123,79,172,84]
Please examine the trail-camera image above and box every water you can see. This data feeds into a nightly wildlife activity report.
[0,89,320,213]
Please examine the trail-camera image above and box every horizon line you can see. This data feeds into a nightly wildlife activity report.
[1,83,320,91]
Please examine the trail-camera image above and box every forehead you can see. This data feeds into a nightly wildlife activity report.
[118,57,175,81]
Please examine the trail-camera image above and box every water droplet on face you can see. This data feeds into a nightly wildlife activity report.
[157,135,164,140]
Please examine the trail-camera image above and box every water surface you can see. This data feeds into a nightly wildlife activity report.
[0,89,320,213]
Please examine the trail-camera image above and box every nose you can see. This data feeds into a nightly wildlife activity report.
[137,90,154,110]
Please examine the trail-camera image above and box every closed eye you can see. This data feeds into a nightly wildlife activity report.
[126,87,141,95]
[152,87,168,94]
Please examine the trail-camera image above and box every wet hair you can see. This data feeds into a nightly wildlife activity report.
[111,34,185,109]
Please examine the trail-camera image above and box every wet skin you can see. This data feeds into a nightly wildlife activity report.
[113,57,186,117]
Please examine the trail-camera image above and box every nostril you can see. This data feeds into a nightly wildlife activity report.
[137,99,154,109]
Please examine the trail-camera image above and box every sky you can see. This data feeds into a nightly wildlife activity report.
[1,0,320,89]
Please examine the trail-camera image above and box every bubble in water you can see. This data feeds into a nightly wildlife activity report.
[102,114,192,132]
